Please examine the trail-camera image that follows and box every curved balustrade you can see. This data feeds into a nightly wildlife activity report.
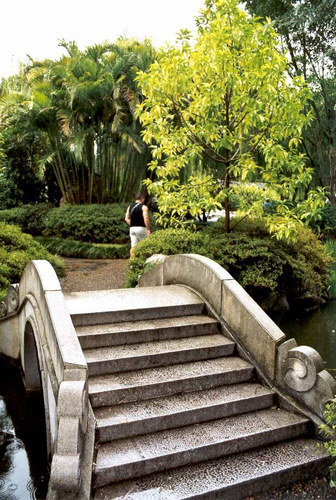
[139,253,336,423]
[0,261,93,499]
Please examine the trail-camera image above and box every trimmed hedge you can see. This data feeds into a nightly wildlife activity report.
[0,203,155,245]
[43,204,130,243]
[0,203,53,235]
[0,222,65,301]
[127,217,331,311]
[35,237,129,259]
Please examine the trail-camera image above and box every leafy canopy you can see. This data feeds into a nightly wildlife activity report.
[137,0,324,238]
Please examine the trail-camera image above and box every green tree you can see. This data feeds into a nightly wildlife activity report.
[0,39,155,205]
[244,0,336,203]
[137,0,324,237]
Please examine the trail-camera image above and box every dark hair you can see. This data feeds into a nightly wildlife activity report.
[135,192,144,200]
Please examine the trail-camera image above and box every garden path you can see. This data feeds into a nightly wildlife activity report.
[60,258,128,293]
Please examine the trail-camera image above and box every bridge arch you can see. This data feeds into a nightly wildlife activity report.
[23,320,41,393]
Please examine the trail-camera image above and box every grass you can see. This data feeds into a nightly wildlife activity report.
[35,237,129,259]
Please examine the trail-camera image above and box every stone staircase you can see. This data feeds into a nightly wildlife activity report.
[65,285,330,499]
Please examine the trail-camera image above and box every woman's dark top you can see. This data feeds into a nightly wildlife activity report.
[129,202,146,227]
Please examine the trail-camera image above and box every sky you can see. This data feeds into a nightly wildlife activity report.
[0,0,205,78]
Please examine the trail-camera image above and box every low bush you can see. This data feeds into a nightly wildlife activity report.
[0,203,155,245]
[0,223,65,301]
[36,237,129,259]
[0,203,53,235]
[127,218,331,311]
[43,204,130,243]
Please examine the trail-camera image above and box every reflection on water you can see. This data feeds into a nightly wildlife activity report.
[0,361,48,499]
[0,397,34,499]
[275,299,336,377]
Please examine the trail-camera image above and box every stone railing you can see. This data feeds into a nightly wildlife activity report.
[0,261,94,499]
[139,254,336,424]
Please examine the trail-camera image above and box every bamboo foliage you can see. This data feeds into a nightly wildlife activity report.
[0,39,155,203]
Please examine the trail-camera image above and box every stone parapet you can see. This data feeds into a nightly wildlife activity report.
[0,261,93,499]
[139,253,335,422]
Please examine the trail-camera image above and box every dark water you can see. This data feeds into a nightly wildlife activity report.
[0,360,49,499]
[275,299,336,378]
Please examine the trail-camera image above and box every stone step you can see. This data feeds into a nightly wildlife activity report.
[93,408,310,487]
[84,334,235,376]
[65,285,205,326]
[89,357,254,407]
[76,315,220,349]
[93,438,330,499]
[95,382,274,442]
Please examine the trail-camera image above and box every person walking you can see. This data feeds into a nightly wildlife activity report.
[125,193,151,258]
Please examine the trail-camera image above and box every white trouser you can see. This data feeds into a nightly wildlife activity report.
[130,226,147,247]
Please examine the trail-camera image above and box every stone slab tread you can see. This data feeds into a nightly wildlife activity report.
[76,315,220,348]
[95,382,274,441]
[65,285,204,315]
[84,334,234,362]
[93,438,330,499]
[94,408,310,485]
[88,357,254,407]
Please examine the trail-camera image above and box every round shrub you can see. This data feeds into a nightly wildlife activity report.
[127,218,331,311]
[0,222,65,301]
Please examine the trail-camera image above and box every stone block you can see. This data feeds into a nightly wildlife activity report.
[221,279,286,381]
[163,254,233,315]
[50,453,81,492]
[57,416,81,455]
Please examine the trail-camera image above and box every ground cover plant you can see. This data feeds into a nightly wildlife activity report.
[127,217,331,312]
[0,222,64,301]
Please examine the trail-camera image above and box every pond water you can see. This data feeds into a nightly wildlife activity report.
[275,299,336,378]
[0,360,49,499]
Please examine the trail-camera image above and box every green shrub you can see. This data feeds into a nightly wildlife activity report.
[127,218,331,311]
[320,399,336,486]
[0,203,156,246]
[0,203,53,235]
[309,203,336,238]
[43,204,131,243]
[0,222,65,301]
[35,237,129,259]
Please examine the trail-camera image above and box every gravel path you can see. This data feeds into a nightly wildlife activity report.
[60,258,128,293]
[59,257,336,499]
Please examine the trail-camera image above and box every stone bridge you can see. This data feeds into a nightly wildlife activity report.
[0,255,335,499]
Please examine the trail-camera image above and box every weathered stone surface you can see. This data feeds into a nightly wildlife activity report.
[94,408,309,486]
[88,357,254,407]
[85,334,235,376]
[76,315,219,349]
[6,284,19,314]
[95,383,274,442]
[66,285,205,326]
[221,279,286,381]
[277,340,336,418]
[94,438,330,499]
[139,254,286,381]
[140,254,233,315]
[50,454,81,492]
